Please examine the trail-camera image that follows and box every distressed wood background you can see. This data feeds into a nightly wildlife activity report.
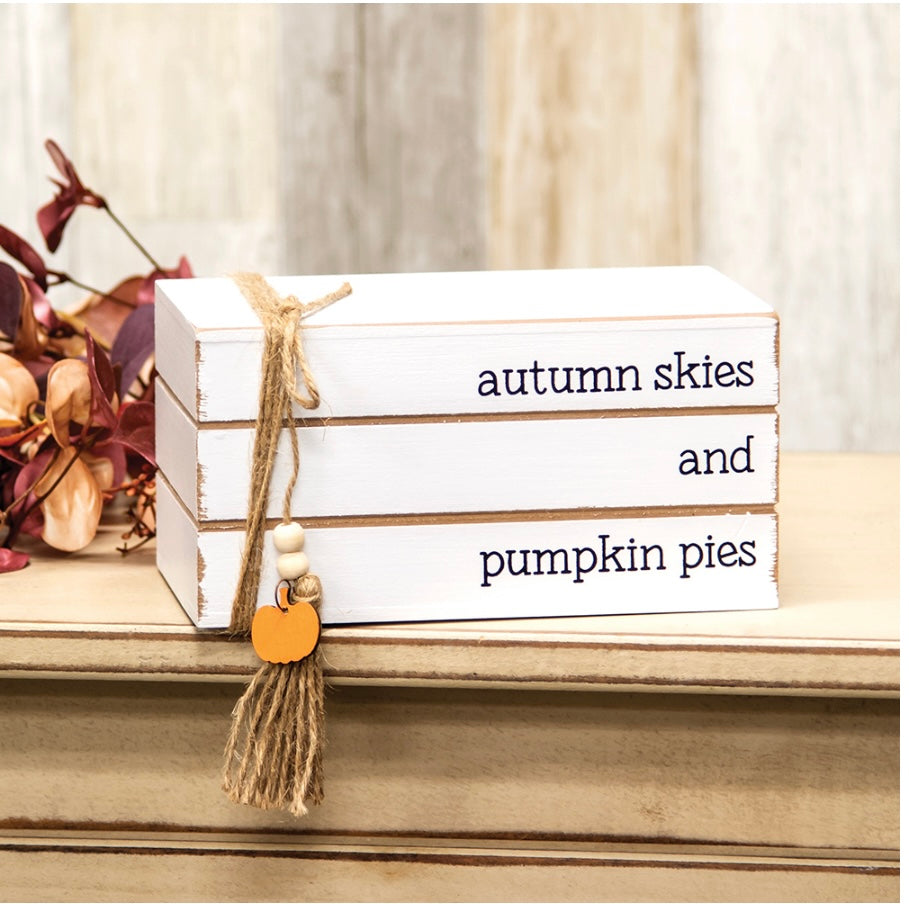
[0,4,898,451]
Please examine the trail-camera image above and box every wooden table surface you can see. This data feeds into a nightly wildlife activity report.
[0,451,899,902]
[0,451,898,695]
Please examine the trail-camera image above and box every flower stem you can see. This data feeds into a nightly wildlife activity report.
[118,532,155,555]
[0,431,100,549]
[0,446,61,549]
[101,203,163,271]
[47,270,134,305]
[0,447,57,526]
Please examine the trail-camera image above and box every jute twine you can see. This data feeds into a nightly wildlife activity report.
[222,272,351,817]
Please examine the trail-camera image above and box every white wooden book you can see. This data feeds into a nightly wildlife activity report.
[157,476,778,628]
[156,379,778,522]
[153,266,779,627]
[155,267,778,421]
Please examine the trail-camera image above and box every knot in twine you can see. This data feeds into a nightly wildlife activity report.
[222,272,351,817]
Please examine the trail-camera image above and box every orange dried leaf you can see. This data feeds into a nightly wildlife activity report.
[45,358,92,447]
[82,450,115,492]
[46,332,87,360]
[0,353,39,426]
[13,276,48,360]
[34,447,102,551]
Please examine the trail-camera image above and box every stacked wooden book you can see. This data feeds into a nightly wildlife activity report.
[154,267,779,628]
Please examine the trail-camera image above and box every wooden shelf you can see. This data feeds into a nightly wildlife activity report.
[0,452,898,696]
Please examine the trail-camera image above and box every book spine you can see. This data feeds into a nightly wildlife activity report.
[158,377,778,521]
[182,317,779,421]
[157,476,778,628]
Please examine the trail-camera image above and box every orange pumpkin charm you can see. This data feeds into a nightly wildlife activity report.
[252,590,321,664]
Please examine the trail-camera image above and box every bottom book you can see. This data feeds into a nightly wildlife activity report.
[157,475,779,629]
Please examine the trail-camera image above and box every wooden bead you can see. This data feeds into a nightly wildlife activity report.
[273,522,305,553]
[277,551,309,580]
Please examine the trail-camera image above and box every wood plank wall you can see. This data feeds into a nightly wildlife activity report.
[0,4,898,452]
[487,5,697,269]
[697,4,900,453]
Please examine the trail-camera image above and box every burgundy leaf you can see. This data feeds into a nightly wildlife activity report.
[92,440,128,488]
[0,441,27,465]
[0,224,48,290]
[0,263,22,340]
[3,456,46,538]
[22,357,55,391]
[18,505,45,540]
[136,366,156,404]
[0,548,29,573]
[136,255,194,305]
[8,449,49,540]
[0,419,43,444]
[83,331,118,430]
[12,447,53,501]
[37,195,76,254]
[110,304,155,398]
[24,277,57,330]
[0,421,43,460]
[112,401,155,466]
[67,276,143,348]
[37,139,106,253]
[44,140,70,178]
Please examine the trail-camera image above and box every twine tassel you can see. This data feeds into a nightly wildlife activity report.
[222,579,326,817]
[221,273,348,817]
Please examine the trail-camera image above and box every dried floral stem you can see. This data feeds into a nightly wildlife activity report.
[104,473,151,498]
[47,270,134,306]
[118,532,154,554]
[0,446,58,527]
[29,447,84,509]
[101,203,163,271]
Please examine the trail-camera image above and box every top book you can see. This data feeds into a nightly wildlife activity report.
[155,266,778,422]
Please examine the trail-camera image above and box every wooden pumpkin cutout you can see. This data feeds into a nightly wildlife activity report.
[251,587,321,664]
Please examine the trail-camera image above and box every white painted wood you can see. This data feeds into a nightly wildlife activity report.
[153,467,200,623]
[151,284,199,421]
[697,4,898,452]
[155,379,778,522]
[157,475,777,628]
[158,267,773,332]
[190,319,778,422]
[154,267,778,420]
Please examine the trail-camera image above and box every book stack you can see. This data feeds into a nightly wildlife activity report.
[154,267,779,628]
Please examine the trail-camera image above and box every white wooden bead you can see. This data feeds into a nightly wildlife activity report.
[277,551,309,580]
[273,522,305,553]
